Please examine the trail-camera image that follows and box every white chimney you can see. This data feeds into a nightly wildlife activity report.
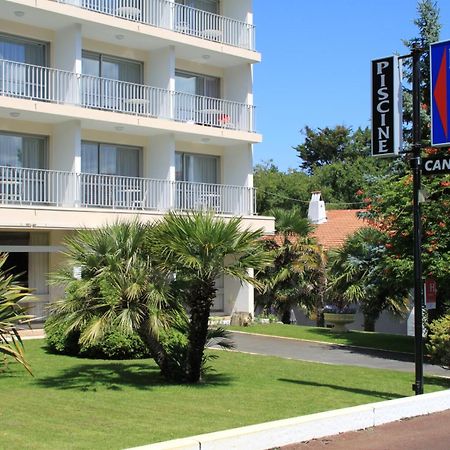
[308,191,327,224]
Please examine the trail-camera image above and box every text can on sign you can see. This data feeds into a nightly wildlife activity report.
[371,56,403,157]
[422,155,450,175]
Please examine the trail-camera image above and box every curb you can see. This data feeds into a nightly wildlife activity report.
[126,389,450,450]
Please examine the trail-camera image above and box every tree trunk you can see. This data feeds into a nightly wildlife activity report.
[316,309,325,328]
[139,320,170,379]
[185,281,216,383]
[363,315,376,332]
[281,310,290,324]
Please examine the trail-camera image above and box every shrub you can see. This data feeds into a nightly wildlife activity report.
[427,315,450,368]
[159,328,188,380]
[45,316,150,360]
[44,315,80,355]
[80,329,151,360]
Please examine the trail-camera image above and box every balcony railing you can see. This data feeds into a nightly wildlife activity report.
[0,166,256,216]
[0,59,255,132]
[56,0,255,51]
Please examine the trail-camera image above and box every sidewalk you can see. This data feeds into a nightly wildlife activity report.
[17,327,45,340]
[282,409,450,450]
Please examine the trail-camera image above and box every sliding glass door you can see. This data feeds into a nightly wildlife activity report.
[0,132,48,204]
[175,70,220,123]
[175,152,220,210]
[81,142,141,208]
[0,34,48,98]
[81,51,142,110]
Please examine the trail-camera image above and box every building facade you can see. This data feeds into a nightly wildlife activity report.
[0,0,274,320]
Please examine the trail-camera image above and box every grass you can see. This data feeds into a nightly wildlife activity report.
[1,339,448,450]
[227,323,415,354]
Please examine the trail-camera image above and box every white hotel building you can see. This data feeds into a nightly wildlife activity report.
[0,0,274,319]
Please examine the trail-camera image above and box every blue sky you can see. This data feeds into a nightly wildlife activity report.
[253,0,450,171]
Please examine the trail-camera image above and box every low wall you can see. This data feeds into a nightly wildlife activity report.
[127,389,450,450]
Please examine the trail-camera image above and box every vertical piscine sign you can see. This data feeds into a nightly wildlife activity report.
[371,56,402,157]
[431,40,450,147]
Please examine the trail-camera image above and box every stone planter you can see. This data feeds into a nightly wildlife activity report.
[323,312,356,332]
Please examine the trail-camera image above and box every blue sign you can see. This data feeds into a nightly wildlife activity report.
[431,40,450,146]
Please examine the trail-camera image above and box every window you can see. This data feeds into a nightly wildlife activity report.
[175,70,220,98]
[0,34,47,65]
[81,51,143,109]
[175,152,218,183]
[175,152,220,211]
[82,51,142,83]
[0,132,47,169]
[175,71,220,123]
[176,0,219,14]
[81,142,140,177]
[81,141,142,209]
[0,34,48,98]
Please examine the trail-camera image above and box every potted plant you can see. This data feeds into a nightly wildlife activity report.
[322,303,357,332]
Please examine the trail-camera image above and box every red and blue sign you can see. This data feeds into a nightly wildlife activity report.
[431,40,450,146]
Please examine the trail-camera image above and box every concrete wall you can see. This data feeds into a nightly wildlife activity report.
[293,307,410,336]
[127,390,450,450]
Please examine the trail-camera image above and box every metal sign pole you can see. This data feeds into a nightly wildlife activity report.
[411,44,424,395]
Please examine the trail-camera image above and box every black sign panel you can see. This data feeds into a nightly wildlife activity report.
[371,56,402,157]
[422,156,450,175]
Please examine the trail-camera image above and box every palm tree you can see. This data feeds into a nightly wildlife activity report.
[0,254,33,375]
[327,228,409,331]
[49,221,179,378]
[147,211,271,383]
[256,209,326,324]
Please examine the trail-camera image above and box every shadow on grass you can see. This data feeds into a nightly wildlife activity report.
[278,378,404,401]
[424,376,450,389]
[35,361,233,391]
[308,328,414,354]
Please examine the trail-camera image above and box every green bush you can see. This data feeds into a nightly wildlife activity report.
[80,329,151,360]
[427,315,450,368]
[159,328,188,380]
[45,316,150,360]
[44,315,80,356]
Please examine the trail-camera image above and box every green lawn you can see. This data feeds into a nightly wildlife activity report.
[2,340,448,450]
[227,323,415,354]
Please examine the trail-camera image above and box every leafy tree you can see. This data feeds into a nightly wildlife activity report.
[359,163,450,317]
[255,209,326,324]
[254,161,311,215]
[294,126,371,174]
[0,254,33,375]
[310,156,388,206]
[327,228,409,331]
[49,221,179,379]
[147,212,271,383]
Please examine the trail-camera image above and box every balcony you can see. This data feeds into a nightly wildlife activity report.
[55,0,255,51]
[0,59,255,133]
[0,166,256,216]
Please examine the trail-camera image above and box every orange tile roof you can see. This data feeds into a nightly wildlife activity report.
[310,209,368,250]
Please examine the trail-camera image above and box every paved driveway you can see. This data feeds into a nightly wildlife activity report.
[228,331,449,377]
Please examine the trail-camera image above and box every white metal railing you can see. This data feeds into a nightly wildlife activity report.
[0,59,255,132]
[0,166,256,215]
[56,0,255,51]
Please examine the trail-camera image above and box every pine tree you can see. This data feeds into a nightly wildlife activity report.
[402,0,441,147]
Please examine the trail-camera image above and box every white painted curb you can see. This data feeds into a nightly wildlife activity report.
[126,389,450,450]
